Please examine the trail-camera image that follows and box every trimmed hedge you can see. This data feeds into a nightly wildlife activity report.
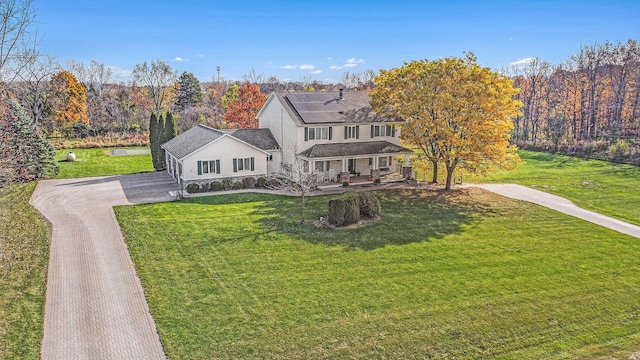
[186,183,200,193]
[328,192,381,226]
[210,181,223,191]
[232,181,245,190]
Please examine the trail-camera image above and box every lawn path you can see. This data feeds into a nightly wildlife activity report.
[30,172,179,360]
[466,183,640,239]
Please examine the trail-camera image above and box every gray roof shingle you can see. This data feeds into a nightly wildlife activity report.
[299,141,411,158]
[223,128,280,151]
[162,125,280,159]
[274,91,402,125]
[161,125,224,159]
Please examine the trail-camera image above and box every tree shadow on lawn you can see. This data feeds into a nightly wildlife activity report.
[252,187,497,251]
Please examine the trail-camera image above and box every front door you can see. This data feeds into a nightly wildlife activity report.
[348,158,356,174]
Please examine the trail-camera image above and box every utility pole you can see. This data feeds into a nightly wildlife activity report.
[216,66,220,83]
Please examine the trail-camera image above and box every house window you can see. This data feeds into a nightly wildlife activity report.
[233,157,255,172]
[379,156,393,170]
[305,126,332,141]
[371,124,396,138]
[344,125,359,139]
[267,154,273,161]
[197,160,220,175]
[314,161,330,172]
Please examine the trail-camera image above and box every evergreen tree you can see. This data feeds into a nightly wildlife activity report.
[162,111,178,143]
[0,101,58,186]
[173,71,203,112]
[149,112,162,171]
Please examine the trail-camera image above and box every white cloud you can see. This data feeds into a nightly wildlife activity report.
[173,57,188,62]
[311,70,322,74]
[197,54,204,58]
[345,58,366,65]
[282,64,316,70]
[329,65,342,70]
[510,57,535,66]
[344,63,358,68]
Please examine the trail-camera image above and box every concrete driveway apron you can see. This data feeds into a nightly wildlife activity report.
[31,172,180,360]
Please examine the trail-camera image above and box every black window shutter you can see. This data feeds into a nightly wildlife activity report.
[344,126,348,139]
[392,125,396,137]
[233,159,238,172]
[371,125,374,138]
[216,160,220,174]
[197,161,202,175]
[329,127,332,140]
[356,126,360,139]
[304,127,308,141]
[250,157,255,171]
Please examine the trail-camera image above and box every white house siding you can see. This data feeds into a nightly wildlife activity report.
[257,97,299,167]
[266,150,282,175]
[181,136,267,182]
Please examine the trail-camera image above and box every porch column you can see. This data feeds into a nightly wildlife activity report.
[370,156,380,183]
[340,158,350,185]
[402,154,413,180]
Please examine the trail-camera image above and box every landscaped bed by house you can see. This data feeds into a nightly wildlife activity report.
[115,188,640,359]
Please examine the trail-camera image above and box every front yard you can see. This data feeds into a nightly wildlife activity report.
[115,188,640,359]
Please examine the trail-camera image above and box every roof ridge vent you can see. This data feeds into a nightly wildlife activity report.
[338,88,344,101]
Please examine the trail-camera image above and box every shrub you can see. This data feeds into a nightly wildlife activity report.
[232,181,245,190]
[257,177,267,188]
[608,140,630,159]
[210,181,223,191]
[358,192,381,217]
[186,183,200,193]
[328,194,360,226]
[242,177,257,188]
[328,199,348,226]
[222,177,233,190]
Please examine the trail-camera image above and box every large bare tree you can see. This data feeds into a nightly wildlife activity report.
[0,0,38,85]
[131,60,177,116]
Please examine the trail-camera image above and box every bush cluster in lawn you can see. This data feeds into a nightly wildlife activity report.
[328,192,381,226]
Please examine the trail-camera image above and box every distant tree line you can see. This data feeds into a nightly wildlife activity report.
[507,39,640,163]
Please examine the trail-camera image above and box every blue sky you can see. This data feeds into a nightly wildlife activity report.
[34,0,640,83]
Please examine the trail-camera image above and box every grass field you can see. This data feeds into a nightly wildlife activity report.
[0,183,50,359]
[466,150,640,226]
[116,189,640,359]
[55,147,153,179]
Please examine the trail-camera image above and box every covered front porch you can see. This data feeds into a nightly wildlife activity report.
[297,140,413,187]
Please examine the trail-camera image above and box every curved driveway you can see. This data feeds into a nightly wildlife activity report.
[29,174,640,359]
[468,183,640,239]
[31,172,180,360]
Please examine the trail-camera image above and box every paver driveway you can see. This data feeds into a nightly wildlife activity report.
[30,172,180,360]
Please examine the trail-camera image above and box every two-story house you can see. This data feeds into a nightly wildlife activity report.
[162,90,411,187]
[257,90,412,184]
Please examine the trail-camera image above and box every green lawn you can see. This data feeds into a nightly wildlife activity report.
[55,147,153,179]
[0,183,50,359]
[116,189,640,359]
[463,150,640,225]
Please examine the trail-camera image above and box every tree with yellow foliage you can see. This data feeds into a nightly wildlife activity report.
[47,70,88,126]
[370,53,522,190]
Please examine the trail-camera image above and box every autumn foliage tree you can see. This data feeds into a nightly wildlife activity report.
[46,70,88,127]
[222,82,267,128]
[371,54,522,190]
